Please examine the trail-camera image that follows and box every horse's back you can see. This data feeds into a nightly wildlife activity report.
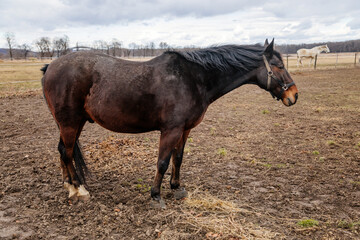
[297,48,314,58]
[297,49,307,56]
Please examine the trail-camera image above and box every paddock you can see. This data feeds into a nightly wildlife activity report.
[0,62,359,239]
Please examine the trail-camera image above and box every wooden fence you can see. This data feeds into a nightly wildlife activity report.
[284,52,359,71]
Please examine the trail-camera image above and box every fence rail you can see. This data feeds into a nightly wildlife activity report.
[1,52,359,72]
[283,52,359,71]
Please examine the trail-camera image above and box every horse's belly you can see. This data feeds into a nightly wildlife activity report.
[84,95,160,134]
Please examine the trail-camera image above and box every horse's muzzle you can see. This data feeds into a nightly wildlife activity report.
[282,85,298,107]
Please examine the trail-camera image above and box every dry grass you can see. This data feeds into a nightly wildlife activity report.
[284,52,359,71]
[177,190,279,239]
[0,60,51,97]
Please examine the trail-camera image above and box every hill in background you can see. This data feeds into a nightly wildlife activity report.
[0,48,8,55]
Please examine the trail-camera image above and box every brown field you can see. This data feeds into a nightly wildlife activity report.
[0,61,360,239]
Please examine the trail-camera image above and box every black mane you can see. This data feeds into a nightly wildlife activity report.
[168,45,282,73]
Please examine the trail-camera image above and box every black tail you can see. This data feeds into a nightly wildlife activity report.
[58,139,90,185]
[73,140,90,185]
[40,64,49,75]
[41,64,49,107]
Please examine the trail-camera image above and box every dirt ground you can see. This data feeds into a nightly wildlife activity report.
[1,68,360,239]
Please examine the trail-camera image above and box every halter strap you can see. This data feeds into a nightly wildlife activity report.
[262,55,272,90]
[262,55,295,100]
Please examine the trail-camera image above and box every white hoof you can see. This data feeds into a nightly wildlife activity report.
[77,185,90,201]
[64,183,90,201]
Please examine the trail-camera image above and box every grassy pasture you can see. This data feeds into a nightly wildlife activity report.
[0,60,51,96]
[284,52,359,71]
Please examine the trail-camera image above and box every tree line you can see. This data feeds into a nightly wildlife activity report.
[2,32,360,60]
[276,39,360,54]
[1,32,187,60]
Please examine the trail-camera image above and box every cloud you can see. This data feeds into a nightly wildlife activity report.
[59,0,266,24]
[263,0,358,19]
[0,0,267,30]
[0,0,359,48]
[347,17,360,30]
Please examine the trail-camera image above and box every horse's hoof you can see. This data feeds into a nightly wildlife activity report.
[64,183,90,202]
[77,185,90,201]
[173,187,188,200]
[150,199,166,209]
[64,182,78,199]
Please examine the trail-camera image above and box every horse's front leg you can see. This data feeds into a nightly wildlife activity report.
[170,129,190,200]
[151,128,184,208]
[299,57,303,67]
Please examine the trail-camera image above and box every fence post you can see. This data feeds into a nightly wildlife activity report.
[314,54,317,70]
[355,52,357,67]
[286,54,289,69]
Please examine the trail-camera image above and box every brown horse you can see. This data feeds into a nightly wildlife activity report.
[41,39,298,206]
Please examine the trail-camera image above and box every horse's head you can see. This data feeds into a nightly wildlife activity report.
[257,39,298,107]
[323,44,330,53]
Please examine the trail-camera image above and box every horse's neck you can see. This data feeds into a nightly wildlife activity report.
[205,69,255,104]
[312,46,323,53]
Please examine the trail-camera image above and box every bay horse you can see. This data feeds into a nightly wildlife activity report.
[297,44,330,67]
[41,39,298,207]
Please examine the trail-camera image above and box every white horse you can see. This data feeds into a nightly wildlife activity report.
[297,45,330,67]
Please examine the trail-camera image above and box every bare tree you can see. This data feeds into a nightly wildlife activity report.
[36,37,53,59]
[159,42,169,50]
[149,42,155,56]
[60,35,70,55]
[93,40,110,54]
[53,38,63,57]
[104,41,110,55]
[92,40,102,51]
[4,32,16,60]
[53,35,70,57]
[128,42,138,57]
[159,42,170,55]
[112,38,122,57]
[123,48,131,57]
[140,45,146,57]
[20,44,31,60]
[35,39,45,59]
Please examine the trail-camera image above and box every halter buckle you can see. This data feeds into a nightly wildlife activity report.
[282,85,288,91]
[267,71,273,76]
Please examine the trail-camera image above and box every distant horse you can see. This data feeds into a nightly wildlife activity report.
[297,45,330,67]
[41,39,298,207]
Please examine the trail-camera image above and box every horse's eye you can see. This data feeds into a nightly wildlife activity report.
[272,64,284,69]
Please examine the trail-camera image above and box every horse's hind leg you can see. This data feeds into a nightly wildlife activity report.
[170,129,190,200]
[58,120,90,201]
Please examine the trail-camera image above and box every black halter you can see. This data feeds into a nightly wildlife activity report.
[262,55,295,101]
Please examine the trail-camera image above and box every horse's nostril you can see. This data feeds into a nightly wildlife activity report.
[287,98,293,106]
[295,93,298,100]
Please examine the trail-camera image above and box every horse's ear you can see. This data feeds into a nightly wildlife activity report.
[264,39,269,47]
[264,38,274,57]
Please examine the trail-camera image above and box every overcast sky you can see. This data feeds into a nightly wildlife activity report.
[0,0,359,48]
